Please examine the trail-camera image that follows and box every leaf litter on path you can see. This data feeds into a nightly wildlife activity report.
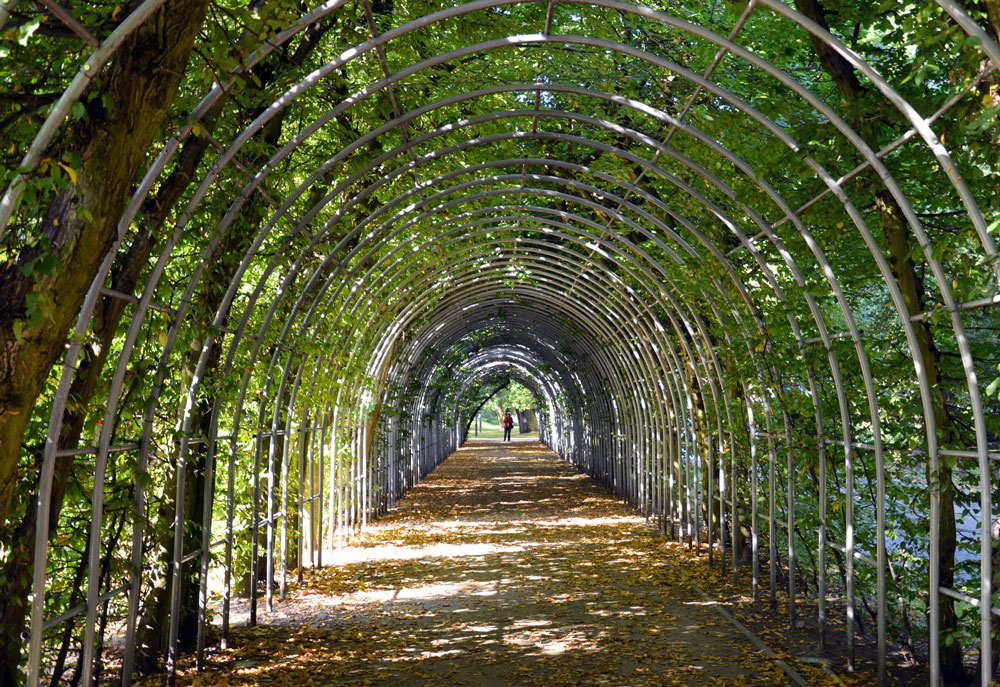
[144,440,839,686]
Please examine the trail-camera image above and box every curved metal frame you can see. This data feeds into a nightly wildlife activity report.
[3,2,997,686]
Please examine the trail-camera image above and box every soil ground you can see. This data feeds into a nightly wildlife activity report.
[148,439,925,686]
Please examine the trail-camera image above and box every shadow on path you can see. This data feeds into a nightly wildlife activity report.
[154,440,798,686]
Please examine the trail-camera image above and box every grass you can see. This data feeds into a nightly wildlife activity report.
[469,418,538,439]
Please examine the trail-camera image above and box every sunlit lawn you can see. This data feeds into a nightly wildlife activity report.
[469,418,538,439]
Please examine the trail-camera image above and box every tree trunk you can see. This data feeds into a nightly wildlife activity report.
[0,123,220,686]
[0,0,213,536]
[0,4,216,664]
[794,0,963,677]
[0,8,340,677]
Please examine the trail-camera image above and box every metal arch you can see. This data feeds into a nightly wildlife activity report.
[400,296,642,491]
[19,0,996,460]
[394,286,641,437]
[336,246,696,510]
[115,91,860,540]
[270,179,740,424]
[404,337,585,424]
[168,25,980,326]
[191,22,996,580]
[407,334,595,463]
[189,171,696,532]
[258,196,788,544]
[396,326,593,428]
[349,298,596,457]
[286,207,768,476]
[356,306,604,494]
[312,272,624,482]
[304,220,692,398]
[50,36,980,544]
[280,160,936,672]
[400,251,688,452]
[266,155,852,564]
[12,0,995,269]
[289,88,743,241]
[296,222,704,456]
[348,265,653,449]
[403,334,584,411]
[41,171,788,687]
[392,325,583,428]
[174,102,876,556]
[448,363,556,446]
[385,304,618,486]
[446,350,570,442]
[269,141,829,372]
[78,18,960,430]
[15,0,1000,684]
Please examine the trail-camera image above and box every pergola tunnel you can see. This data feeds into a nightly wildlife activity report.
[0,0,998,685]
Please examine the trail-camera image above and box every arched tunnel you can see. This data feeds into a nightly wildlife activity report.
[1,0,998,685]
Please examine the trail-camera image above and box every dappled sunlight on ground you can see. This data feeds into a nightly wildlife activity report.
[149,440,810,686]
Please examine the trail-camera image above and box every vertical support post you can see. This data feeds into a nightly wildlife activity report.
[318,415,326,569]
[250,412,266,626]
[165,436,190,687]
[298,415,308,586]
[222,429,238,648]
[731,427,738,584]
[708,431,715,567]
[280,409,292,601]
[122,437,150,687]
[265,424,278,613]
[763,401,777,610]
[196,426,219,671]
[784,416,796,627]
[846,441,856,671]
[748,402,759,603]
[818,436,827,648]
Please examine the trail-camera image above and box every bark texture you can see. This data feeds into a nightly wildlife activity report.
[0,0,211,531]
[0,0,211,682]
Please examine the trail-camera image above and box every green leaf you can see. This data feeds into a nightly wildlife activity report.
[16,15,42,45]
[986,377,1000,399]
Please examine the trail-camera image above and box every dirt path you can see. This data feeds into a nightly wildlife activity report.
[160,440,806,686]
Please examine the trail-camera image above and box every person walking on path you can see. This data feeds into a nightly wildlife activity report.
[503,410,514,441]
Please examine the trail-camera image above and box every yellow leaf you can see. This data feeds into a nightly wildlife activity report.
[57,161,78,186]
